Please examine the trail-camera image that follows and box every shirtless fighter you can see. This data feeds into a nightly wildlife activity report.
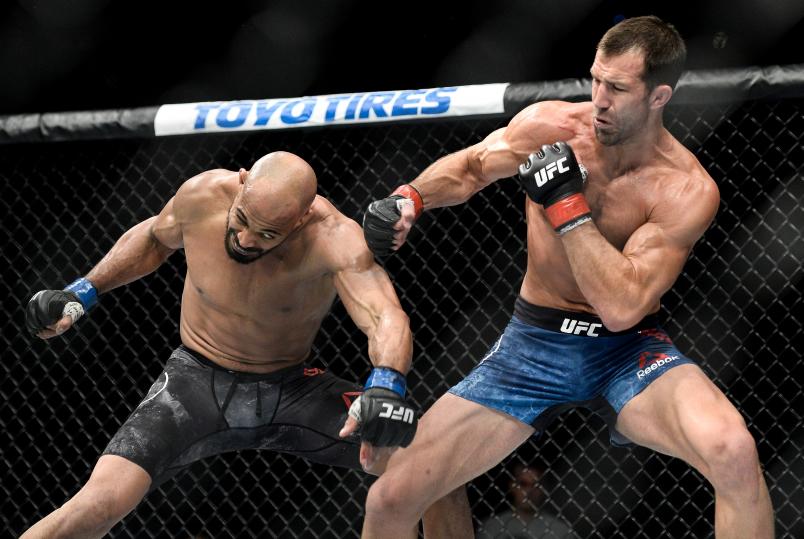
[361,16,773,538]
[22,151,470,538]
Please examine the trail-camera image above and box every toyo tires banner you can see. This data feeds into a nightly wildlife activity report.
[153,84,509,136]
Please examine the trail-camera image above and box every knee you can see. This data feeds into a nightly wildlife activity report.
[697,422,760,490]
[366,474,424,524]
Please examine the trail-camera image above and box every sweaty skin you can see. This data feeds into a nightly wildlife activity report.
[519,100,717,324]
[26,152,475,539]
[48,151,415,468]
[181,178,338,371]
[394,50,719,330]
[178,177,377,372]
[81,153,411,375]
[365,49,773,539]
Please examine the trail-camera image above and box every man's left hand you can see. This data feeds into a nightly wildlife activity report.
[339,388,418,469]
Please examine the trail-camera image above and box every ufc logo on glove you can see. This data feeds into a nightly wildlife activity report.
[379,403,415,424]
[533,157,570,187]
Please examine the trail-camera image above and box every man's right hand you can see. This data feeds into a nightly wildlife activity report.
[518,141,591,235]
[363,185,423,256]
[26,290,84,339]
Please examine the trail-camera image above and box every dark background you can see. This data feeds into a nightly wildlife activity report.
[2,2,803,537]
[3,100,802,538]
[1,0,803,115]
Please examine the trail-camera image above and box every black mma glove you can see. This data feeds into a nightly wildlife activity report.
[518,141,592,235]
[25,277,98,336]
[363,184,423,256]
[348,367,418,447]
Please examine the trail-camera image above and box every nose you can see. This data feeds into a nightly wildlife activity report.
[236,229,258,249]
[592,83,611,110]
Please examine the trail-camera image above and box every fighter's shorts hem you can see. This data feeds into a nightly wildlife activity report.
[446,388,536,430]
[98,450,155,480]
[608,356,697,414]
[607,358,697,447]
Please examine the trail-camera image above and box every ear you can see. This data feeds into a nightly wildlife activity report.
[649,84,673,109]
[284,204,311,234]
[295,204,314,227]
[238,168,248,185]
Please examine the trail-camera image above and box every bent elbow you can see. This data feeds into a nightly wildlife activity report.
[597,305,648,333]
[375,307,411,342]
[390,309,410,333]
[464,147,494,192]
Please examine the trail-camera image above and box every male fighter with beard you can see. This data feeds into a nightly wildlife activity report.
[361,16,773,539]
[23,151,470,538]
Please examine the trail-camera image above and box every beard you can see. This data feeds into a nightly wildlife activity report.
[224,219,274,264]
[594,124,622,146]
[225,228,268,264]
[594,105,649,146]
[595,118,639,146]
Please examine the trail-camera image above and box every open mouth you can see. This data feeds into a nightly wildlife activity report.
[227,230,261,257]
[231,242,254,256]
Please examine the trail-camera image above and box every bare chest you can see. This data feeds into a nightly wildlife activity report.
[182,224,335,320]
[581,167,651,250]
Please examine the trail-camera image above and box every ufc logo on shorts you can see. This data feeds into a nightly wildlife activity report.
[560,318,602,337]
[379,403,415,424]
[535,157,569,187]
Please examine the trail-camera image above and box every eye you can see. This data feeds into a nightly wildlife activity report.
[261,233,274,240]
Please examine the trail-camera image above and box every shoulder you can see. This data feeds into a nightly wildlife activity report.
[174,168,235,200]
[649,139,720,241]
[504,100,592,147]
[172,169,237,220]
[660,137,719,205]
[308,196,375,273]
[509,100,591,128]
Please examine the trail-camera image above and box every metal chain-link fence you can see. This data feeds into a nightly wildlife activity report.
[2,98,802,538]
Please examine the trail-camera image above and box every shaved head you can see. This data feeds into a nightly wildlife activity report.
[243,151,318,225]
[224,151,318,264]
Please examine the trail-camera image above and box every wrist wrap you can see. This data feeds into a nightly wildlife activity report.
[64,277,98,310]
[391,184,423,218]
[365,367,407,398]
[545,193,592,235]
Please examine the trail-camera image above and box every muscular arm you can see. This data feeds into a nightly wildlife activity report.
[562,176,719,331]
[27,175,211,338]
[330,215,420,457]
[85,196,182,294]
[363,102,574,255]
[329,221,412,373]
[411,102,571,209]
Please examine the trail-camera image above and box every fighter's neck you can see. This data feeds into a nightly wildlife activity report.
[595,123,667,175]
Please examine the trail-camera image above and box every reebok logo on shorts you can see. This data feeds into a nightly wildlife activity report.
[341,391,361,409]
[638,328,673,344]
[637,352,679,379]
